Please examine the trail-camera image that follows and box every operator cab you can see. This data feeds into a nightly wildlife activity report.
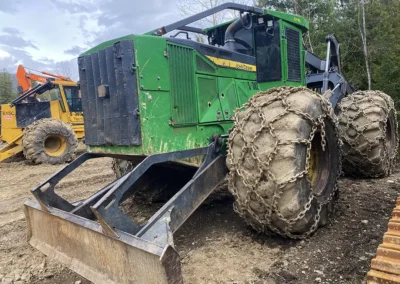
[33,85,82,113]
[152,4,308,86]
[205,13,286,82]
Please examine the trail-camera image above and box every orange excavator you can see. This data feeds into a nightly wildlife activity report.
[16,65,73,93]
[0,65,84,164]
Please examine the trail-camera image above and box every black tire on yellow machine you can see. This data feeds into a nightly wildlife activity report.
[22,118,77,164]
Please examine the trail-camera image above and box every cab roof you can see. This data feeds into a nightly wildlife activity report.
[204,9,309,34]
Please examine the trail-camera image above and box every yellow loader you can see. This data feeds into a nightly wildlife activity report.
[0,66,84,164]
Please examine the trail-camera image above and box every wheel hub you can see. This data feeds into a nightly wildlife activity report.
[44,135,67,157]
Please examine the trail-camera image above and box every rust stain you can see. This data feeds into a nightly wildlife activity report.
[368,197,400,283]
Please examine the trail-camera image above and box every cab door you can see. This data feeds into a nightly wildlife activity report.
[254,19,283,84]
[61,85,83,121]
[60,84,84,139]
[254,18,305,89]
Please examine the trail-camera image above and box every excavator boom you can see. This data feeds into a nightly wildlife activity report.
[16,64,72,93]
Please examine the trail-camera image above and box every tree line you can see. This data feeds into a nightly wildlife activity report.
[1,0,399,107]
[0,69,17,104]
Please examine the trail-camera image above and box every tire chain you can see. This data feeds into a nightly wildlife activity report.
[227,87,342,239]
[337,91,399,177]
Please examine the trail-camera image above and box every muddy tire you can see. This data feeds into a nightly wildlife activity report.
[337,91,398,177]
[22,118,77,164]
[227,87,341,239]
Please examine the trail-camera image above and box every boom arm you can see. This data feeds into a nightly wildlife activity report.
[306,34,354,107]
[16,65,72,93]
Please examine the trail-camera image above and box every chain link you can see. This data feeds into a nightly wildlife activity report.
[227,86,341,239]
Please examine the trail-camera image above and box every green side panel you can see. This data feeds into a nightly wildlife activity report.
[90,86,230,156]
[197,75,222,123]
[135,36,170,91]
[236,80,260,106]
[218,78,237,120]
[168,43,197,125]
[196,55,216,74]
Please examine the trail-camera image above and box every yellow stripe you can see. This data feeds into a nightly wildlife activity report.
[206,56,256,72]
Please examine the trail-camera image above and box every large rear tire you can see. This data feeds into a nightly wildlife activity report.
[22,118,77,164]
[227,87,341,239]
[337,91,398,177]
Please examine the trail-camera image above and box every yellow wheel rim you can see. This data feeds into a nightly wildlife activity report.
[308,142,320,188]
[307,130,330,193]
[44,135,68,157]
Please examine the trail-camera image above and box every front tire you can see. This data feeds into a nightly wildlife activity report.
[227,87,341,239]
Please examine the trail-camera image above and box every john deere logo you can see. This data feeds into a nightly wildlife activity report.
[235,63,254,72]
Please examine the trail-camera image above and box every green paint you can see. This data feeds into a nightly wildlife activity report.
[84,9,308,157]
[168,43,197,125]
[264,10,309,31]
[80,35,135,56]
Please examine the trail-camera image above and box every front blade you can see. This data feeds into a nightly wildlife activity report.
[24,200,182,284]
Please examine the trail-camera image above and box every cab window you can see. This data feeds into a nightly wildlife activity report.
[63,86,82,112]
[36,86,66,111]
[39,86,62,101]
[255,20,282,82]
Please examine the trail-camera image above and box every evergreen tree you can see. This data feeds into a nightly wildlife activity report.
[0,69,17,104]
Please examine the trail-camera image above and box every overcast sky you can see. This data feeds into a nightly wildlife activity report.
[0,0,180,73]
